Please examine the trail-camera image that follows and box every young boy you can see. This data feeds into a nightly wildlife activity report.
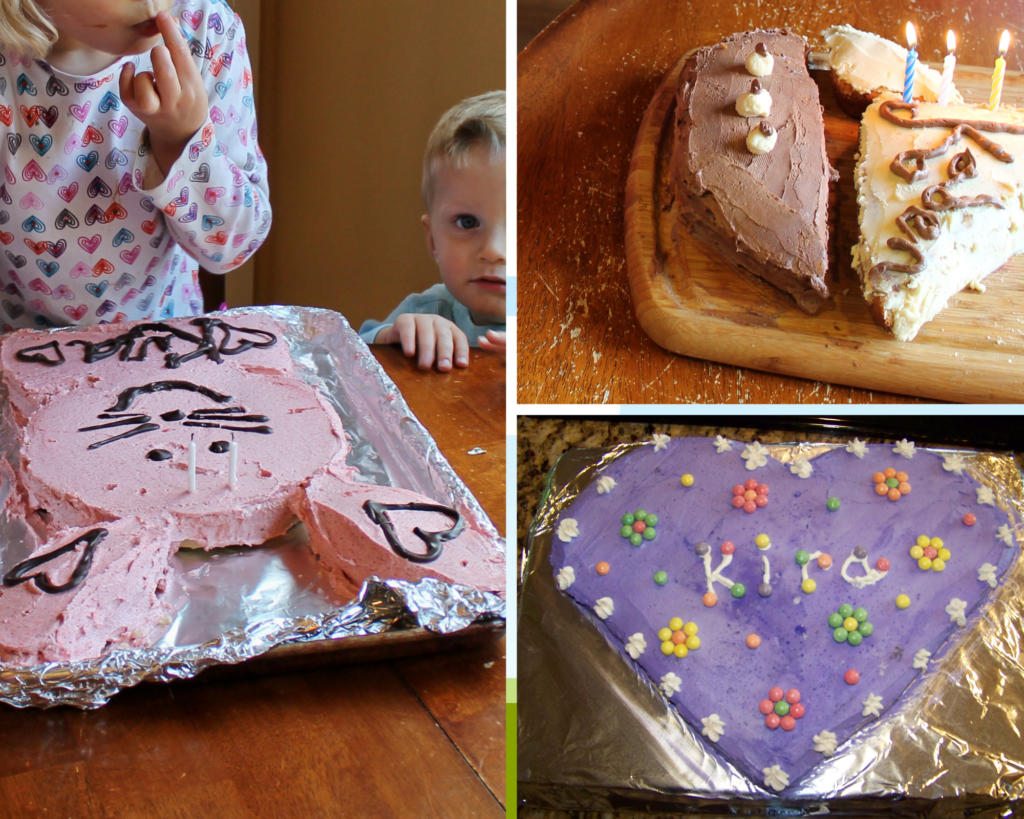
[359,91,506,371]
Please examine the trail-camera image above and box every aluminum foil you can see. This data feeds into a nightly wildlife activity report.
[0,305,505,709]
[518,440,1024,813]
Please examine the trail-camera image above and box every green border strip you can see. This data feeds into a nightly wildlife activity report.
[507,680,517,812]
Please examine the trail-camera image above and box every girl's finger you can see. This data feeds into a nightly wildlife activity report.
[155,10,201,82]
[453,328,470,367]
[133,71,162,115]
[119,62,138,109]
[150,44,181,103]
[435,326,454,372]
[397,318,417,358]
[416,321,437,370]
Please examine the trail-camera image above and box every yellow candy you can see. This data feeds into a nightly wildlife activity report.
[843,617,859,632]
[683,621,698,636]
[755,533,771,549]
[681,474,694,487]
[932,558,946,572]
[909,545,924,559]
[669,617,684,632]
[918,557,933,571]
[938,548,951,561]
[658,628,673,642]
[661,641,674,655]
[674,643,689,658]
[801,578,816,594]
[917,535,931,547]
[930,537,944,549]
[896,594,911,609]
[685,635,701,650]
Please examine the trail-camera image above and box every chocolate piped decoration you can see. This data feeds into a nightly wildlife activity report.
[3,528,107,593]
[755,42,768,57]
[895,207,940,242]
[759,121,775,136]
[106,381,233,413]
[160,410,185,422]
[362,500,464,563]
[751,79,762,94]
[868,237,926,285]
[78,415,151,432]
[86,423,161,450]
[209,441,230,454]
[147,449,172,461]
[14,340,64,366]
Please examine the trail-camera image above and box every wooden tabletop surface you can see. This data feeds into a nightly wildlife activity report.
[518,0,1024,405]
[0,346,506,819]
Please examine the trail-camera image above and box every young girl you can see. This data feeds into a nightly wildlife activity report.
[0,0,269,331]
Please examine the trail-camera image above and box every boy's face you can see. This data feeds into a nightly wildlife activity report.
[39,0,174,59]
[423,146,506,327]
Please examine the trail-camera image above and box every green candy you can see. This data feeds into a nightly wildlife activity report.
[654,571,668,585]
[795,550,810,566]
[774,700,790,717]
[731,583,746,599]
[643,527,657,541]
[630,533,643,546]
[886,477,899,489]
[833,627,849,643]
[847,630,863,646]
[644,514,659,527]
[826,496,840,511]
[828,613,843,629]
[853,607,868,623]
[838,604,854,619]
[634,509,647,521]
[620,524,633,538]
[858,621,874,637]
[621,513,635,526]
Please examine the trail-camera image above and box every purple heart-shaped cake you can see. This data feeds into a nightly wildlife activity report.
[550,435,1019,793]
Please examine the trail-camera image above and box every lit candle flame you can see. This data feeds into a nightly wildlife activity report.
[999,29,1011,57]
[947,30,956,55]
[906,22,917,51]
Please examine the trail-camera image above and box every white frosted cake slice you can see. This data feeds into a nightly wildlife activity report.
[853,95,1024,341]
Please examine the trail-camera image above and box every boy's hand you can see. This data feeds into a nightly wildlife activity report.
[120,11,209,178]
[478,330,506,356]
[379,314,470,372]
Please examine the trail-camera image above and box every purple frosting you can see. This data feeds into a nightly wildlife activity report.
[551,438,1017,792]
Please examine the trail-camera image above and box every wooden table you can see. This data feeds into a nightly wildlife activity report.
[0,347,506,819]
[518,0,1023,404]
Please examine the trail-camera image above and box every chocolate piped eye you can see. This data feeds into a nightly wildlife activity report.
[210,441,230,454]
[759,121,775,136]
[751,79,762,93]
[147,449,172,461]
[755,42,768,56]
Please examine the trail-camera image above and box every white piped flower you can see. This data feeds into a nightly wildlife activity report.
[789,456,812,479]
[913,648,932,670]
[942,453,967,476]
[741,441,769,471]
[556,566,575,590]
[862,693,883,718]
[846,438,867,459]
[946,597,967,627]
[976,486,996,507]
[978,563,998,588]
[660,671,682,696]
[762,764,789,791]
[701,713,725,742]
[593,597,614,620]
[557,518,580,543]
[625,633,647,659]
[596,476,617,495]
[714,435,732,454]
[997,524,1015,547]
[893,439,916,459]
[812,730,838,757]
[652,433,670,452]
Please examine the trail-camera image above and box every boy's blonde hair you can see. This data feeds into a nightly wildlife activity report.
[422,90,505,208]
[0,0,56,60]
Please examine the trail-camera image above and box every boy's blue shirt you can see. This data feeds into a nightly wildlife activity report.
[358,284,506,346]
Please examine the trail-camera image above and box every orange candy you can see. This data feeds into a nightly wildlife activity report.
[872,472,885,484]
[883,467,897,479]
[596,561,610,575]
[817,553,832,569]
[875,483,889,496]
[887,488,901,501]
[896,471,908,482]
[703,592,718,607]
[746,634,761,649]
[898,481,911,495]
[672,630,687,645]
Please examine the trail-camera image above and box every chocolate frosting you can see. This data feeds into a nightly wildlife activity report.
[671,29,834,313]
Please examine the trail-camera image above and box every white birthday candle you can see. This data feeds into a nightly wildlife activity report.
[228,434,238,490]
[188,434,197,494]
[938,30,956,106]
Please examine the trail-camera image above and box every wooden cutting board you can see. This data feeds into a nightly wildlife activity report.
[625,58,1024,403]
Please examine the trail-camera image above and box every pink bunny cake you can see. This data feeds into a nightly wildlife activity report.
[0,314,504,664]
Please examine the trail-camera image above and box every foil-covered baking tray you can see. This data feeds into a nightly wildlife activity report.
[0,305,505,709]
[518,440,1024,814]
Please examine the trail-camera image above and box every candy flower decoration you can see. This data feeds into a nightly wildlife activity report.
[659,616,701,657]
[938,30,956,106]
[909,535,950,572]
[903,22,918,104]
[873,467,911,501]
[828,603,874,645]
[758,686,805,731]
[620,510,658,545]
[732,478,769,513]
[990,29,1011,112]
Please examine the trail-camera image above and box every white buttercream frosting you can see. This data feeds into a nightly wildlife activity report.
[846,438,867,458]
[557,518,580,542]
[625,632,647,659]
[557,566,576,591]
[946,597,967,626]
[701,713,726,742]
[790,456,812,479]
[942,453,967,475]
[979,562,998,587]
[813,730,838,757]
[660,671,682,696]
[596,476,617,495]
[997,525,1015,547]
[594,597,614,619]
[746,123,778,154]
[763,764,789,791]
[741,441,769,470]
[977,486,996,507]
[745,49,773,77]
[862,692,883,717]
[652,433,670,451]
[736,88,772,118]
[913,647,932,670]
[893,439,916,459]
[714,435,733,453]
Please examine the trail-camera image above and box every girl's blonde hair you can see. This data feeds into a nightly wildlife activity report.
[0,0,56,60]
[422,90,505,207]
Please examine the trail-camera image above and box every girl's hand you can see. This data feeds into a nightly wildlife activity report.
[478,330,506,356]
[379,314,471,372]
[120,11,209,178]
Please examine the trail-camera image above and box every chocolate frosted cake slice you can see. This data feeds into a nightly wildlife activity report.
[671,30,835,314]
[853,96,1024,341]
